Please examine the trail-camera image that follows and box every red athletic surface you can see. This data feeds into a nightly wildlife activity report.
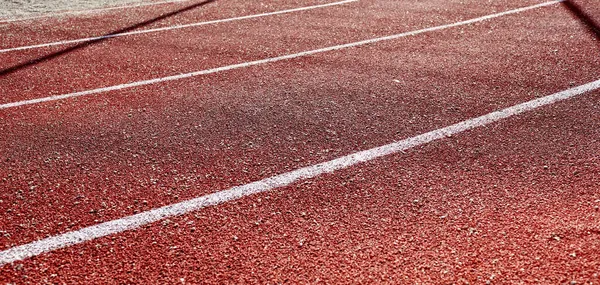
[0,0,599,283]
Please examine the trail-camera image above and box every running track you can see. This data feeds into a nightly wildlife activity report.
[0,0,599,283]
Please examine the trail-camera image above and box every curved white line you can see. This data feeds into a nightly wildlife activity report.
[0,0,358,53]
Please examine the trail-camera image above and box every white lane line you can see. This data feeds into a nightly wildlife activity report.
[0,0,194,24]
[0,0,358,53]
[0,1,562,110]
[1,79,598,266]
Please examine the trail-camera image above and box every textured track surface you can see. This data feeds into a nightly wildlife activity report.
[0,0,599,283]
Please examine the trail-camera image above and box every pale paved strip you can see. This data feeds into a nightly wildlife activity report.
[0,1,563,110]
[0,0,194,24]
[0,0,358,53]
[1,78,598,266]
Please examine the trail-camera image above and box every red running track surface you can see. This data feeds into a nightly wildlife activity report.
[0,0,599,283]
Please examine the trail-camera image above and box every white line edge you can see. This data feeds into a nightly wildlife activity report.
[0,0,358,53]
[0,0,563,110]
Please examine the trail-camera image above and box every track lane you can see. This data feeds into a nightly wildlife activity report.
[0,2,598,253]
[0,0,551,104]
[1,84,598,284]
[1,79,599,266]
[0,1,566,110]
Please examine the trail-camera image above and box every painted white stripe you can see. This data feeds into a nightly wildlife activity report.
[0,0,194,24]
[0,1,562,110]
[1,79,598,266]
[0,0,358,53]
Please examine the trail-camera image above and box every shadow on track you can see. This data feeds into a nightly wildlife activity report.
[562,0,600,41]
[0,0,216,77]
